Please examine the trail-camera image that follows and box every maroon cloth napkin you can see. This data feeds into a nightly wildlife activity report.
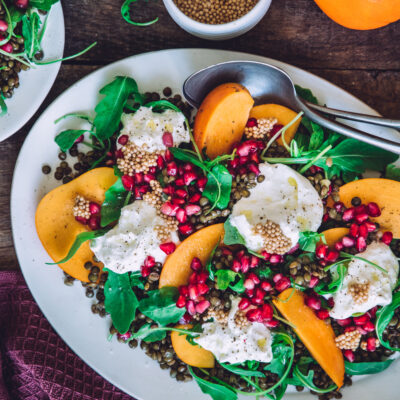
[0,271,135,400]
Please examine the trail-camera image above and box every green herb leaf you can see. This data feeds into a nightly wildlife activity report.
[255,267,273,279]
[30,0,59,11]
[94,76,141,141]
[215,270,238,290]
[309,121,325,151]
[189,366,237,400]
[223,218,246,246]
[121,0,158,27]
[298,231,326,252]
[229,277,246,293]
[100,176,128,227]
[104,269,139,334]
[138,287,185,326]
[54,129,87,152]
[22,11,42,59]
[344,359,394,375]
[385,165,400,182]
[203,164,232,210]
[376,292,400,351]
[220,363,265,378]
[145,99,181,113]
[295,85,318,105]
[274,383,288,400]
[206,241,220,281]
[46,228,109,265]
[130,271,145,290]
[315,263,347,295]
[0,94,7,117]
[131,323,167,342]
[264,334,294,376]
[169,147,207,172]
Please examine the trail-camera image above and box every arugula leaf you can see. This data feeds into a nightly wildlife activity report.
[298,231,326,252]
[385,165,400,182]
[30,0,59,11]
[203,164,232,210]
[315,263,347,295]
[295,85,318,105]
[0,94,7,117]
[104,269,139,334]
[206,241,220,281]
[229,277,246,293]
[46,228,109,265]
[22,11,42,59]
[131,323,167,342]
[8,5,24,30]
[138,287,185,326]
[220,363,265,378]
[255,267,273,279]
[121,0,158,27]
[169,147,207,172]
[344,359,394,375]
[309,121,325,151]
[274,383,288,400]
[100,176,128,227]
[264,334,294,376]
[94,76,141,141]
[54,129,87,152]
[188,366,237,400]
[130,271,145,290]
[223,218,246,246]
[375,292,400,351]
[215,270,238,290]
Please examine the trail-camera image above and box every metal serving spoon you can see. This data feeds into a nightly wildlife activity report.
[183,61,400,154]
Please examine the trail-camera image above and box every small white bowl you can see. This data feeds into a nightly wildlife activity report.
[163,0,272,40]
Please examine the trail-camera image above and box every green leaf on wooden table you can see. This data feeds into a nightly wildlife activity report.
[295,85,318,105]
[220,362,265,378]
[30,0,59,11]
[104,269,139,334]
[298,231,326,252]
[344,359,394,375]
[54,129,88,151]
[138,287,185,326]
[385,164,400,182]
[131,323,167,342]
[121,0,158,27]
[203,164,232,210]
[94,76,142,141]
[0,94,7,117]
[215,270,238,290]
[22,11,42,59]
[375,292,400,351]
[46,228,109,265]
[223,218,246,246]
[188,366,238,400]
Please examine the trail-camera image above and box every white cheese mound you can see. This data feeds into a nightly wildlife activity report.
[119,106,189,152]
[90,201,178,274]
[230,162,323,252]
[330,242,399,320]
[195,298,273,364]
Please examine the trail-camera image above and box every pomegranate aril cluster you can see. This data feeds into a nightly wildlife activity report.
[73,195,102,230]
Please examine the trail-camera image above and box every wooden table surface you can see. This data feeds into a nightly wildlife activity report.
[1,0,399,271]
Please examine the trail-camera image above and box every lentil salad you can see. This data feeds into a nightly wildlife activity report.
[35,74,400,400]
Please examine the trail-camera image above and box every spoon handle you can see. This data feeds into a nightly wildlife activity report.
[305,102,400,129]
[297,100,400,154]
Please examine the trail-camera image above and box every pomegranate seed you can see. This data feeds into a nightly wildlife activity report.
[176,295,186,308]
[222,248,232,256]
[245,288,254,298]
[149,166,156,174]
[248,163,260,176]
[162,131,173,147]
[363,321,375,332]
[246,308,262,322]
[239,156,249,165]
[232,259,241,272]
[316,309,330,320]
[244,279,255,290]
[327,297,335,308]
[367,202,381,217]
[88,216,100,230]
[288,243,300,254]
[163,185,174,196]
[188,284,199,300]
[356,236,367,252]
[237,140,260,156]
[359,224,368,238]
[114,149,123,159]
[241,256,250,273]
[364,221,377,232]
[189,193,201,203]
[238,298,251,310]
[178,223,194,236]
[160,201,179,216]
[261,251,271,261]
[117,134,129,145]
[270,254,283,264]
[184,172,197,186]
[366,337,376,352]
[355,205,367,215]
[342,208,355,221]
[249,152,260,163]
[326,250,339,262]
[121,175,134,190]
[275,277,291,292]
[172,197,186,205]
[334,202,345,213]
[75,134,84,144]
[189,273,198,284]
[197,283,209,296]
[178,166,184,176]
[176,208,187,223]
[160,242,176,255]
[269,124,283,138]
[179,285,189,297]
[334,241,344,251]
[309,276,319,288]
[323,213,329,222]
[134,173,144,184]
[138,185,150,194]
[143,173,155,183]
[144,256,155,268]
[246,118,258,128]
[0,20,8,32]
[382,231,393,245]
[156,155,165,169]
[0,42,11,53]
[349,223,359,238]
[261,281,272,291]
[345,326,356,333]
[264,319,280,328]
[141,265,151,277]
[186,300,196,315]
[75,216,88,225]
[190,257,202,271]
[185,204,201,216]
[316,244,328,259]
[164,149,173,162]
[368,306,378,318]
[305,296,321,310]
[344,350,355,362]
[342,236,355,247]
[175,189,187,198]
[196,271,209,284]
[88,202,100,215]
[247,273,260,284]
[355,212,369,224]
[273,273,283,283]
[196,176,208,190]
[337,318,352,327]
[261,304,273,320]
[353,314,370,326]
[250,256,259,268]
[195,300,210,314]
[167,162,178,176]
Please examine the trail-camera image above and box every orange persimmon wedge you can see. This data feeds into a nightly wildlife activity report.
[171,324,215,368]
[328,178,400,238]
[273,289,344,388]
[159,223,224,288]
[321,227,349,248]
[35,167,117,282]
[194,83,254,159]
[249,103,302,147]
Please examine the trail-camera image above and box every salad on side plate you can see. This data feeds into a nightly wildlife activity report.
[35,74,400,400]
